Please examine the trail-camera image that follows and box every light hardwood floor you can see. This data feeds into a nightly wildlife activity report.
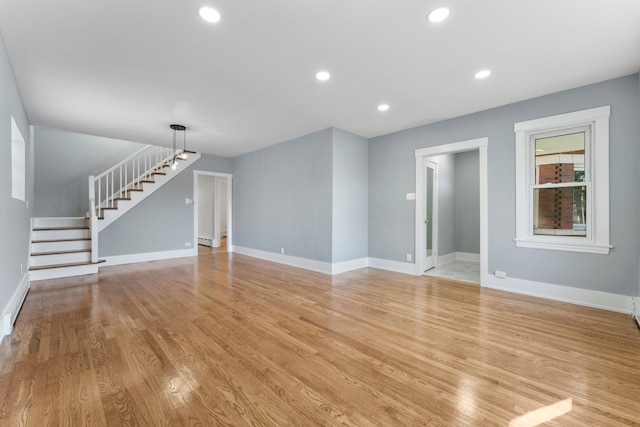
[1,249,639,426]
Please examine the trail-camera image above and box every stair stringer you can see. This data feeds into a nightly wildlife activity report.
[97,153,201,232]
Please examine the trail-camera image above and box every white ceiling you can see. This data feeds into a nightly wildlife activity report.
[1,0,639,158]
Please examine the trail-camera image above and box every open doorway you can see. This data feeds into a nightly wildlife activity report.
[414,138,488,286]
[423,152,480,283]
[193,171,233,253]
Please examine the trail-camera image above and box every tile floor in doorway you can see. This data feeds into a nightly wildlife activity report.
[424,260,480,284]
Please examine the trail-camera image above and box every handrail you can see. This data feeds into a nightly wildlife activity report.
[94,145,152,181]
[90,145,181,215]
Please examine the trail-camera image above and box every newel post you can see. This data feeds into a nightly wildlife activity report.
[88,176,98,263]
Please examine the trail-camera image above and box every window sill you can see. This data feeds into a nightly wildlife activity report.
[514,239,611,255]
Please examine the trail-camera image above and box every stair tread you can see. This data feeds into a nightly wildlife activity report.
[30,259,106,271]
[33,226,89,231]
[125,188,144,192]
[139,180,155,183]
[114,197,132,201]
[100,207,118,210]
[32,237,91,243]
[31,249,91,256]
[151,172,167,176]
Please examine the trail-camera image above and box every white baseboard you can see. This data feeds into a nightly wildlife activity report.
[437,252,456,265]
[456,252,480,262]
[367,257,416,275]
[486,275,633,314]
[102,248,197,267]
[633,297,640,327]
[332,258,369,275]
[437,252,480,264]
[1,273,30,339]
[232,247,416,276]
[233,247,374,276]
[232,246,333,274]
[222,247,636,316]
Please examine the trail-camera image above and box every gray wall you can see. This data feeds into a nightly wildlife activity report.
[332,128,368,263]
[0,32,32,317]
[197,175,216,240]
[34,127,145,217]
[433,154,455,256]
[99,153,233,256]
[454,150,480,254]
[369,74,640,296]
[429,152,479,258]
[233,128,334,262]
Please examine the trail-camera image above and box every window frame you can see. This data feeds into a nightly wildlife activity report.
[11,116,26,202]
[514,105,611,254]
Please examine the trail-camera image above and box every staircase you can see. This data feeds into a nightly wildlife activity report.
[29,217,103,281]
[91,146,200,231]
[29,145,200,281]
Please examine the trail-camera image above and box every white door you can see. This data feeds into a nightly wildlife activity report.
[424,160,437,271]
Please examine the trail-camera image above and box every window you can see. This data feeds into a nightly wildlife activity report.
[514,106,611,254]
[11,116,26,201]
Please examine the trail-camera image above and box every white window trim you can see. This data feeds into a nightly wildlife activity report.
[514,105,611,255]
[11,116,26,202]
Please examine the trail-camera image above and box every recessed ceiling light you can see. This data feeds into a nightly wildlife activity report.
[427,7,450,23]
[474,69,491,79]
[378,104,390,112]
[199,6,221,23]
[315,71,331,81]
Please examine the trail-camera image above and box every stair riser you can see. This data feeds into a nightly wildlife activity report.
[32,229,90,241]
[31,240,91,253]
[30,252,92,267]
[32,217,87,228]
[29,264,99,281]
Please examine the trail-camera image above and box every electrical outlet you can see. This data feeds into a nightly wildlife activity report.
[406,253,412,262]
[185,242,192,247]
[280,247,285,254]
[494,270,507,279]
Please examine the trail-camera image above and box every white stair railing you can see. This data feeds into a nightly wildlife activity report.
[89,145,180,218]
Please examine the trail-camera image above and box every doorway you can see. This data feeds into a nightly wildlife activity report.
[193,171,233,253]
[414,138,488,286]
[424,160,437,271]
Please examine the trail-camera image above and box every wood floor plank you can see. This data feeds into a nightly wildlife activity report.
[1,246,640,426]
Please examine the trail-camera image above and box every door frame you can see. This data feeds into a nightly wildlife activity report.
[193,171,233,252]
[423,159,438,270]
[414,138,488,286]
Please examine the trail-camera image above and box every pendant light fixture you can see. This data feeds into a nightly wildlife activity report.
[169,124,187,170]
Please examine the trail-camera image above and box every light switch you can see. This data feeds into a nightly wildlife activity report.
[406,193,416,200]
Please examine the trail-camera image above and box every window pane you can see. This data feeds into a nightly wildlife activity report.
[533,186,587,236]
[534,132,585,185]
